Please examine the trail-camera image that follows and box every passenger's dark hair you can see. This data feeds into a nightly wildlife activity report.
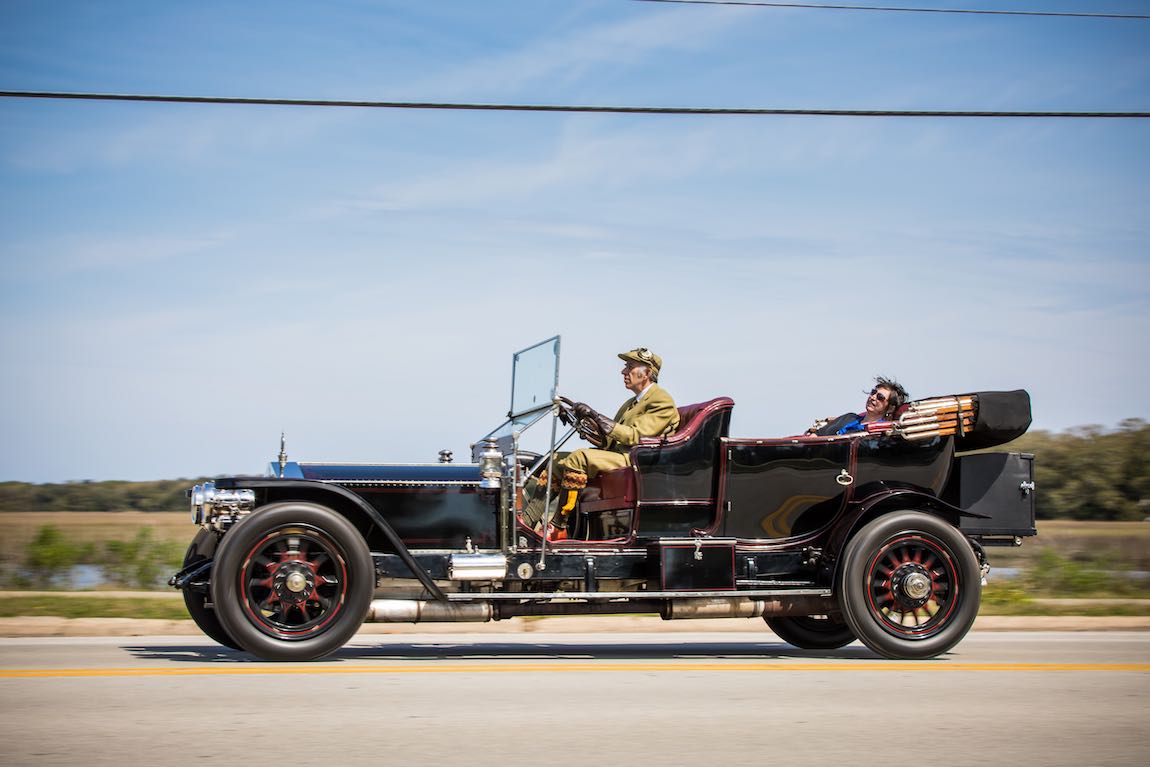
[874,376,908,416]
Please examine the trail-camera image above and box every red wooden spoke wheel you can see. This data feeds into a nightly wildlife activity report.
[211,503,374,661]
[839,511,981,660]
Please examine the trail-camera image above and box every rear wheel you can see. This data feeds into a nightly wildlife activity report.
[181,529,242,651]
[765,614,855,650]
[838,511,981,660]
[211,502,374,661]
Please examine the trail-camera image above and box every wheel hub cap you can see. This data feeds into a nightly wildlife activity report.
[272,562,316,604]
[890,563,933,609]
[285,572,308,593]
[902,571,931,601]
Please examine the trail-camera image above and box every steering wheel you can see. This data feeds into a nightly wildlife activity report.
[556,396,610,449]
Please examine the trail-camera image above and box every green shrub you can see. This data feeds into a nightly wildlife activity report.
[5,524,185,590]
[18,525,96,588]
[1024,547,1148,598]
[980,579,1033,607]
[101,527,185,589]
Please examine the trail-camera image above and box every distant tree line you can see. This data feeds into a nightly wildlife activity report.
[0,419,1147,520]
[0,478,208,514]
[1011,418,1149,521]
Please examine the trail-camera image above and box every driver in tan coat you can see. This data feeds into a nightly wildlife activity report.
[522,347,679,537]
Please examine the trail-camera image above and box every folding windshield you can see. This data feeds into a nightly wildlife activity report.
[510,335,561,419]
[479,336,563,455]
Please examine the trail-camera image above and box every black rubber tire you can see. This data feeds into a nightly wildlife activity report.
[765,614,855,650]
[211,502,374,662]
[838,511,981,660]
[181,529,243,651]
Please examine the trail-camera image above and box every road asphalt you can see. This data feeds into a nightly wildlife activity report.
[3,632,1147,766]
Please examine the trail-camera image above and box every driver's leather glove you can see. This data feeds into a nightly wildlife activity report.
[574,404,617,446]
[592,411,617,440]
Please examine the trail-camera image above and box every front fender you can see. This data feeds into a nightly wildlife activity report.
[215,477,447,602]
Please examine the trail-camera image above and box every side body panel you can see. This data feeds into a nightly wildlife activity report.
[230,463,501,550]
[296,463,499,549]
[353,486,499,549]
[716,435,955,542]
[719,440,853,540]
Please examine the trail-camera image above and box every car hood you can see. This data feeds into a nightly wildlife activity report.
[275,462,483,484]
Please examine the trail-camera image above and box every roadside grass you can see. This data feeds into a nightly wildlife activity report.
[980,580,1150,616]
[979,600,1150,617]
[0,594,188,621]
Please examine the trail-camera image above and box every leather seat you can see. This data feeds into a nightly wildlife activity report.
[582,396,734,513]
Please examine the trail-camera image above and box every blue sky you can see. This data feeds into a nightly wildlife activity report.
[1,0,1147,483]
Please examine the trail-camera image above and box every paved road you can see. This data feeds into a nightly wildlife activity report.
[2,631,1147,767]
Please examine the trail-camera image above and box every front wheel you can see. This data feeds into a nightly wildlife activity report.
[211,502,374,661]
[765,614,855,650]
[838,511,981,660]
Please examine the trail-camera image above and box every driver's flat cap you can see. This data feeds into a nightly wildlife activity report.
[618,347,662,375]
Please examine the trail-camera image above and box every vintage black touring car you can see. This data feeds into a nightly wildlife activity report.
[171,336,1036,661]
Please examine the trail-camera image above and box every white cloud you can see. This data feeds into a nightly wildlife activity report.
[417,5,757,98]
[3,107,344,174]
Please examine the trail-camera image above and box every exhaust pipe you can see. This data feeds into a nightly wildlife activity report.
[365,595,839,624]
[367,599,493,623]
[661,595,838,620]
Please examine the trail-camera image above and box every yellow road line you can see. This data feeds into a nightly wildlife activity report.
[2,662,1148,678]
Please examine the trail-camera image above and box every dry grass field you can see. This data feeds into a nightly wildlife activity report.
[982,520,1150,570]
[0,511,193,551]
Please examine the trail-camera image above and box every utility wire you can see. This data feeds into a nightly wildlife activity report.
[632,0,1150,20]
[1,90,1148,118]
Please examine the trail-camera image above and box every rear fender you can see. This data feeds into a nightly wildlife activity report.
[825,486,981,579]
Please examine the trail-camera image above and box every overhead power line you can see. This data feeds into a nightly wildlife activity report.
[1,90,1148,119]
[632,0,1150,20]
